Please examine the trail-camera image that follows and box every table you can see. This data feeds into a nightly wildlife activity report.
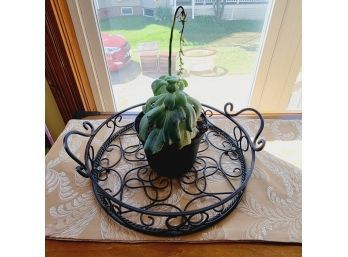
[46,240,301,257]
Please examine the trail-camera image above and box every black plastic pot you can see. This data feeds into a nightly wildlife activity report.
[134,112,208,178]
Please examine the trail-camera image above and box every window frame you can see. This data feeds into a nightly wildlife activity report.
[67,0,301,113]
[250,0,302,113]
[67,0,116,112]
[143,8,154,18]
[46,0,97,122]
[121,7,134,16]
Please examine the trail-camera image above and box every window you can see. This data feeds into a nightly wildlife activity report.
[287,69,302,111]
[143,8,154,18]
[68,0,301,113]
[121,7,133,16]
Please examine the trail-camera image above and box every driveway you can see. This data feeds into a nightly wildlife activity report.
[111,67,254,112]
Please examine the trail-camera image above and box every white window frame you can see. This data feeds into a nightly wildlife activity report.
[250,0,302,113]
[67,0,301,113]
[143,8,154,18]
[121,7,133,16]
[67,0,116,111]
[93,0,99,10]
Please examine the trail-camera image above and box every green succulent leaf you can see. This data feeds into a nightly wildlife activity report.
[166,82,177,93]
[143,95,162,113]
[175,91,187,107]
[177,79,188,90]
[141,73,203,153]
[182,103,196,132]
[178,106,186,119]
[178,122,192,149]
[147,105,165,124]
[181,79,188,87]
[144,128,165,154]
[163,110,181,145]
[166,77,179,85]
[151,79,168,96]
[155,107,166,128]
[159,75,170,80]
[154,95,166,107]
[164,93,176,110]
[186,95,202,118]
[139,115,150,141]
[139,105,165,141]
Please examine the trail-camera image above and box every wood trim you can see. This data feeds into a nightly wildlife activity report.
[50,0,96,112]
[45,239,301,257]
[67,0,117,112]
[46,2,83,123]
[45,0,96,123]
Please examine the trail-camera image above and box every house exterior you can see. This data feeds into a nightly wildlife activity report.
[96,0,269,21]
[96,0,159,19]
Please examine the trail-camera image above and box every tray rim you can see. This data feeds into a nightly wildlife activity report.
[63,102,265,235]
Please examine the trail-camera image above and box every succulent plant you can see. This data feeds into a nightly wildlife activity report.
[139,75,202,154]
[138,6,202,155]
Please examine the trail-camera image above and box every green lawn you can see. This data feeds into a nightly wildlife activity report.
[99,16,263,74]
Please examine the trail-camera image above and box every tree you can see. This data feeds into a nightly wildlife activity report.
[212,0,227,20]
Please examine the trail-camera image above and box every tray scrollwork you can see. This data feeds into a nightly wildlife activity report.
[63,103,265,236]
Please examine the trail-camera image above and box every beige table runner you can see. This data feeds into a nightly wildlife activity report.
[45,118,301,243]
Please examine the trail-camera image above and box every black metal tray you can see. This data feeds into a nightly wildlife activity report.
[63,103,265,236]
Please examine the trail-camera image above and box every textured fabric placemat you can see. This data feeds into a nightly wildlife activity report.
[45,118,301,243]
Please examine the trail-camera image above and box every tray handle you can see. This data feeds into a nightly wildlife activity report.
[224,102,266,151]
[63,121,95,178]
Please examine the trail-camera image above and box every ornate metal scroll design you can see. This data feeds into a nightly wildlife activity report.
[63,103,144,178]
[64,102,265,236]
[224,102,266,151]
[63,121,95,178]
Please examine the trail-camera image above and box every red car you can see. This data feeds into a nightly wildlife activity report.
[101,33,131,72]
